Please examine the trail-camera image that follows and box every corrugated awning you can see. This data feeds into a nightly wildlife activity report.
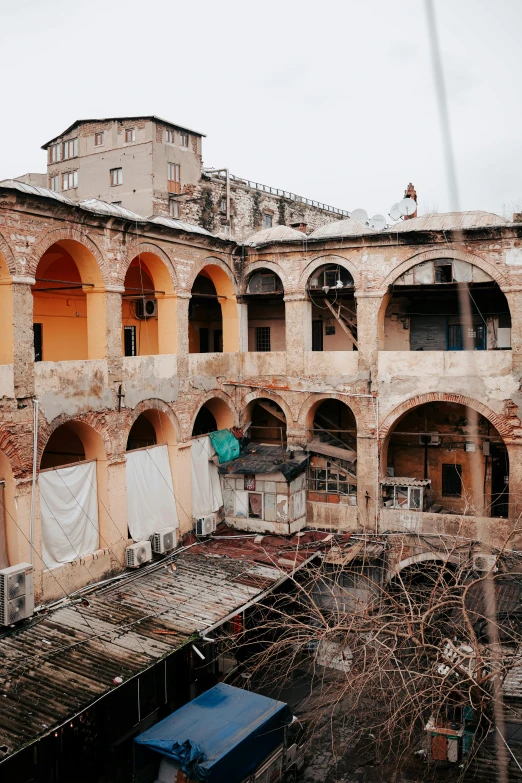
[380,477,431,487]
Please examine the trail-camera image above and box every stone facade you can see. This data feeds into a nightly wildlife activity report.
[1,181,522,605]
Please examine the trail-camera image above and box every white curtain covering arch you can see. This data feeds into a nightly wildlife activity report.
[40,461,99,570]
[125,444,179,542]
[191,436,223,519]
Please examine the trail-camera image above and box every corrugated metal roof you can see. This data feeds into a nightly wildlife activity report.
[385,211,508,233]
[218,445,309,482]
[79,198,146,222]
[380,477,431,487]
[0,544,294,762]
[42,116,206,148]
[243,225,307,246]
[0,179,75,205]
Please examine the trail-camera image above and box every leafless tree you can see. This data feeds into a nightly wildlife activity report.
[221,531,522,780]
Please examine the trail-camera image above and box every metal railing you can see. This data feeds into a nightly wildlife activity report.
[203,169,350,216]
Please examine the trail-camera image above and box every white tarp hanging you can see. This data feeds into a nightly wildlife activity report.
[126,445,178,542]
[40,461,99,570]
[191,436,223,519]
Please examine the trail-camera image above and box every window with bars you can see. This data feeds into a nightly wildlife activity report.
[442,464,462,497]
[62,171,78,191]
[180,132,189,147]
[167,162,180,193]
[110,167,122,186]
[169,198,180,218]
[255,326,271,352]
[124,325,136,357]
[48,142,61,163]
[166,129,175,144]
[125,128,135,143]
[95,132,104,146]
[49,175,60,192]
[63,138,78,160]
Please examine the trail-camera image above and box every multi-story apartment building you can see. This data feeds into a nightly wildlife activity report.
[40,116,348,240]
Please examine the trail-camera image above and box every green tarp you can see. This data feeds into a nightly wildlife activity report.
[209,429,240,464]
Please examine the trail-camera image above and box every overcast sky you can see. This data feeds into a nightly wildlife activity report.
[1,0,521,218]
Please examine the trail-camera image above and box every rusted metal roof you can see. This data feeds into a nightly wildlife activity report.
[0,540,309,763]
[380,477,431,487]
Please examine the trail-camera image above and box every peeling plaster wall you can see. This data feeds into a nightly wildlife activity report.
[122,354,178,408]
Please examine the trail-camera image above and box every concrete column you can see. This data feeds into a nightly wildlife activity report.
[356,434,379,532]
[176,293,190,392]
[238,302,249,353]
[103,458,128,566]
[12,276,36,399]
[504,288,522,374]
[284,296,309,378]
[354,292,382,384]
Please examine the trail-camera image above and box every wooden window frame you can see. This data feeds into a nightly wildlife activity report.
[167,162,180,194]
[48,143,61,163]
[180,132,189,148]
[62,170,78,191]
[166,129,175,144]
[49,175,60,192]
[94,131,104,147]
[63,138,78,160]
[110,167,123,187]
[125,127,136,143]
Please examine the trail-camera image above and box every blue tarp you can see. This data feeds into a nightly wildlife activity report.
[208,429,240,464]
[134,683,290,783]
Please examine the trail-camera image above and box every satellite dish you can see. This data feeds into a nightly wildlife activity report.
[369,214,386,231]
[398,197,417,216]
[351,208,368,224]
[389,203,402,221]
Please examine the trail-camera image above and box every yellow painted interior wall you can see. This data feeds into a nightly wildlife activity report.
[122,261,159,355]
[247,300,286,351]
[311,303,356,351]
[33,251,88,361]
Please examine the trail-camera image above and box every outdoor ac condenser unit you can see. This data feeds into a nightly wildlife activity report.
[419,433,440,446]
[126,541,153,568]
[0,562,34,626]
[195,514,217,536]
[135,298,157,319]
[151,527,177,554]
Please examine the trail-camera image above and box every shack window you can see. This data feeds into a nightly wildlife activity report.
[256,326,271,352]
[248,493,263,519]
[442,464,462,497]
[382,485,422,509]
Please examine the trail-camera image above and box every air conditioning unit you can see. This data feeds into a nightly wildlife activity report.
[151,527,178,554]
[419,433,440,446]
[195,514,217,536]
[473,554,498,572]
[0,563,34,626]
[126,541,153,568]
[135,298,157,319]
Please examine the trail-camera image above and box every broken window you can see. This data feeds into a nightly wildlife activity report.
[434,263,452,283]
[382,484,423,509]
[307,456,356,504]
[248,493,263,518]
[442,464,462,497]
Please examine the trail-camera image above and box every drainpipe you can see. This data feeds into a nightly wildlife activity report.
[29,399,39,565]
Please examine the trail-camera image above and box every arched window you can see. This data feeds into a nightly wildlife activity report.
[245,269,285,352]
[189,264,238,353]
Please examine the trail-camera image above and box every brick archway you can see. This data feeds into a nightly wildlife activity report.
[29,228,109,284]
[298,253,361,294]
[123,399,181,449]
[241,261,290,295]
[119,242,178,291]
[298,393,361,432]
[189,391,238,438]
[379,392,517,446]
[242,389,295,426]
[0,232,16,276]
[38,412,112,467]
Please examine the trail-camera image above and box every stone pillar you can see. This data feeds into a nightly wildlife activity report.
[356,434,379,532]
[354,292,382,385]
[284,296,310,378]
[103,458,128,567]
[176,293,191,393]
[504,288,522,374]
[12,276,36,400]
[105,286,124,388]
[237,301,249,353]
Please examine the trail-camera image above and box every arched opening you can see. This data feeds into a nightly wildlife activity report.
[192,398,234,436]
[383,259,511,351]
[189,264,238,353]
[383,401,509,518]
[306,263,357,352]
[0,452,15,568]
[306,399,357,504]
[122,252,177,356]
[32,240,106,362]
[244,269,285,352]
[127,414,157,450]
[39,421,107,570]
[246,398,287,445]
[0,252,13,365]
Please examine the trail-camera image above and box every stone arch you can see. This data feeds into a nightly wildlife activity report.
[190,391,237,437]
[0,232,16,276]
[379,248,509,292]
[387,551,458,581]
[241,261,290,295]
[189,257,239,353]
[29,228,108,284]
[242,389,295,426]
[186,255,238,294]
[0,427,27,480]
[298,393,360,432]
[125,399,180,447]
[120,242,178,291]
[38,412,112,468]
[298,253,361,293]
[379,392,516,446]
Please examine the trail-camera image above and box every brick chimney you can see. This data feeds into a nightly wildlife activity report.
[404,182,417,220]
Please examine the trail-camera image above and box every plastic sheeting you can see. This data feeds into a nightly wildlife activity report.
[126,445,178,542]
[208,430,240,464]
[191,437,223,519]
[40,461,99,570]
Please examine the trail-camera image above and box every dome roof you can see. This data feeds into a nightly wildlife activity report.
[244,225,307,246]
[387,211,508,233]
[308,217,375,240]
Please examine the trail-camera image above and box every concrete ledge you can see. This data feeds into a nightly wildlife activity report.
[306,500,359,531]
[123,354,178,407]
[241,351,287,378]
[188,352,239,381]
[39,548,116,603]
[378,350,513,379]
[380,508,516,548]
[304,351,358,377]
